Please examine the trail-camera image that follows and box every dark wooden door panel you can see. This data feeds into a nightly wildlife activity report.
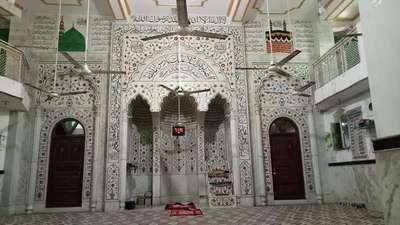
[271,134,305,200]
[46,135,85,208]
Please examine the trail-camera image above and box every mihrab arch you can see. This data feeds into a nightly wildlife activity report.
[106,34,245,208]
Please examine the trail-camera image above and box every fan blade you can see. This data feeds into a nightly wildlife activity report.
[141,32,178,41]
[58,91,88,96]
[24,83,52,94]
[60,52,84,70]
[15,45,55,50]
[293,92,311,97]
[264,91,288,94]
[186,89,211,94]
[89,70,126,74]
[275,50,301,67]
[236,67,269,70]
[176,0,190,28]
[343,33,362,37]
[269,67,293,78]
[190,30,228,40]
[159,84,176,93]
[295,81,315,92]
[57,69,77,77]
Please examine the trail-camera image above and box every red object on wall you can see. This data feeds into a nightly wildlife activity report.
[266,20,294,53]
[172,126,185,136]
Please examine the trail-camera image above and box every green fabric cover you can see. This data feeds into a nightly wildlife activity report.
[58,26,85,52]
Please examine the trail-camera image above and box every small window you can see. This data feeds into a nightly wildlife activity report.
[53,119,84,136]
[270,118,297,135]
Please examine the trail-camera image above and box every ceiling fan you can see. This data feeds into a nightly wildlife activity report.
[60,0,125,77]
[22,0,87,102]
[292,81,315,97]
[262,81,315,97]
[236,50,301,77]
[159,84,210,96]
[24,83,88,102]
[141,0,228,41]
[159,37,211,96]
[60,52,126,77]
[236,0,301,78]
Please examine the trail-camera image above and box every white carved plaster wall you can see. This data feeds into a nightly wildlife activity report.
[106,22,253,208]
[31,63,103,210]
[254,71,317,203]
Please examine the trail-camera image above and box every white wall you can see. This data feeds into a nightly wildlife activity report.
[315,92,382,212]
[0,109,9,171]
[321,92,375,162]
[0,109,10,205]
[358,1,400,224]
[359,0,400,138]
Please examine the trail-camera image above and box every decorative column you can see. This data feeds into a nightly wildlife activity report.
[151,112,161,206]
[247,72,266,206]
[90,104,101,211]
[308,109,323,203]
[229,104,241,205]
[26,107,42,213]
[119,100,129,210]
[196,111,207,206]
[2,112,25,213]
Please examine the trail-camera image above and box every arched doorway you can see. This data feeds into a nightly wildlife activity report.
[269,117,305,200]
[46,119,85,207]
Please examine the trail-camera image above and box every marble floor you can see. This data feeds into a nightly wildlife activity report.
[0,204,383,225]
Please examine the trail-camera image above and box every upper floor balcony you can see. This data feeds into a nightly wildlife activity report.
[0,39,31,111]
[0,0,22,18]
[313,25,369,111]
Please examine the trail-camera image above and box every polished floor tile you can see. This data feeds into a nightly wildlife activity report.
[0,204,384,225]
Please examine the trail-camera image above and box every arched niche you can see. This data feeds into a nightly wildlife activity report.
[205,95,231,170]
[46,119,86,207]
[158,94,199,204]
[35,108,94,207]
[122,35,235,113]
[268,117,305,200]
[260,107,314,202]
[126,95,153,207]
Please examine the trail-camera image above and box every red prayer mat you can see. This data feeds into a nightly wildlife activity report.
[169,208,203,216]
[165,202,203,216]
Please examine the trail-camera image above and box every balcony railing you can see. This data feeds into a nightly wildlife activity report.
[0,39,30,84]
[313,31,361,88]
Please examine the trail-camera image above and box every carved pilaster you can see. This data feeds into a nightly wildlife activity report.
[152,112,161,205]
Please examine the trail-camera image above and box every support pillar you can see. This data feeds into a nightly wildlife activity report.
[229,107,241,205]
[119,102,129,210]
[25,108,41,214]
[90,104,102,211]
[196,111,207,206]
[247,72,266,206]
[151,112,161,206]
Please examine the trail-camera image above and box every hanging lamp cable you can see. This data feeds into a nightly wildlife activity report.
[177,36,181,122]
[286,0,295,52]
[84,0,90,63]
[266,0,274,65]
[53,0,62,90]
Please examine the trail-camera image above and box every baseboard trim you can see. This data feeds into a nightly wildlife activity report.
[373,134,400,152]
[328,159,376,167]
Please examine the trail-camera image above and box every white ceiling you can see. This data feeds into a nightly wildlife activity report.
[16,0,113,16]
[128,0,232,16]
[256,0,316,17]
[16,0,317,22]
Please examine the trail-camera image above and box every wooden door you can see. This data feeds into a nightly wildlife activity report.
[46,120,85,208]
[269,118,305,200]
